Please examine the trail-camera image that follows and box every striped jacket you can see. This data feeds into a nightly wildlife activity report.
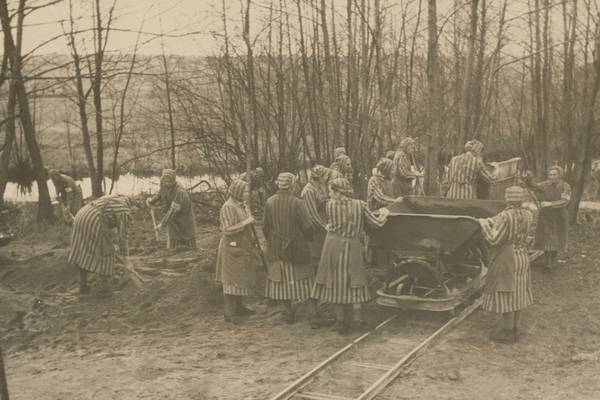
[367,173,396,211]
[326,199,387,238]
[445,152,495,199]
[480,206,534,313]
[300,182,327,230]
[263,191,314,265]
[68,195,131,276]
[392,150,414,180]
[148,183,196,245]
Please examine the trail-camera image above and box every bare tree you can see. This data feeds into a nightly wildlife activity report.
[0,0,53,220]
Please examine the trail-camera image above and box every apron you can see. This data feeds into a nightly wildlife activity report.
[316,233,366,289]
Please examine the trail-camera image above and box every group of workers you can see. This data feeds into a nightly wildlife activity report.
[53,137,571,343]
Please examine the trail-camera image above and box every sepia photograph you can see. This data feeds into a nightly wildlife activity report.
[1,0,600,399]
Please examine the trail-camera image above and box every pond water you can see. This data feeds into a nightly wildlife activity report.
[3,173,229,203]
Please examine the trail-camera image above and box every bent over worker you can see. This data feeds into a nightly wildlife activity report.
[48,169,83,222]
[311,178,390,335]
[215,180,260,324]
[478,186,534,344]
[445,139,496,199]
[263,173,323,326]
[524,165,571,272]
[68,194,132,295]
[368,158,401,211]
[146,169,196,249]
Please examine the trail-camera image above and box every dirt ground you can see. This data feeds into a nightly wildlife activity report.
[1,203,600,400]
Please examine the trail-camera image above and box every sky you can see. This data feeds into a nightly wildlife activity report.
[15,0,580,58]
[22,0,226,56]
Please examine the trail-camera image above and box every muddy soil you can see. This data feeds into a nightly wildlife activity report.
[1,203,600,400]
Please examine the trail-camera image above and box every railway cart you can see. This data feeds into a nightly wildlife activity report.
[369,197,507,313]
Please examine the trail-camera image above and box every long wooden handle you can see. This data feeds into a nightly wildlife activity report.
[149,208,160,242]
[250,224,268,273]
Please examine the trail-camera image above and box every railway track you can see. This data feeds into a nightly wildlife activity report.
[269,298,482,400]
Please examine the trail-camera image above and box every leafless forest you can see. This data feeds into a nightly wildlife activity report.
[0,0,599,221]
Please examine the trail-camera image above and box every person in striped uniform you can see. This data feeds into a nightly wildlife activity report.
[215,180,260,323]
[478,186,534,344]
[311,178,390,334]
[367,158,402,211]
[392,137,422,197]
[68,194,132,295]
[445,139,496,199]
[240,167,267,219]
[146,169,197,249]
[263,172,318,324]
[48,169,83,223]
[330,147,354,183]
[524,165,571,272]
[301,165,330,263]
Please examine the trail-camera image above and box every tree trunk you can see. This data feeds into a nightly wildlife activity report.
[0,342,9,400]
[0,81,16,203]
[0,0,53,221]
[93,0,105,194]
[460,0,479,143]
[568,20,600,223]
[425,0,441,195]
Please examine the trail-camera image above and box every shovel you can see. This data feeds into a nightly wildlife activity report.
[149,208,160,242]
[117,255,147,288]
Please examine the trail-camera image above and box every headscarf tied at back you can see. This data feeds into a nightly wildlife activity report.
[376,158,394,177]
[276,172,297,190]
[337,154,353,173]
[160,169,176,185]
[329,177,353,198]
[548,165,564,179]
[385,150,396,160]
[228,179,248,202]
[505,186,526,204]
[334,147,347,160]
[399,137,416,152]
[465,139,484,155]
[311,165,328,182]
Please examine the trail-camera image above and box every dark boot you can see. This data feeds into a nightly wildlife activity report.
[79,269,90,295]
[490,328,515,344]
[513,311,522,343]
[236,297,256,316]
[281,300,296,324]
[543,251,555,272]
[224,294,240,324]
[308,299,335,329]
[332,305,351,335]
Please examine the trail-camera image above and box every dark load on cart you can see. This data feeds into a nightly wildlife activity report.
[368,197,508,312]
[0,233,13,248]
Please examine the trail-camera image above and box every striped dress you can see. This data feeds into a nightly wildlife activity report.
[68,195,131,277]
[301,182,328,261]
[528,180,571,252]
[480,207,534,314]
[215,198,258,296]
[367,173,396,211]
[148,184,197,249]
[263,191,315,301]
[311,199,387,304]
[445,152,495,199]
[392,150,414,196]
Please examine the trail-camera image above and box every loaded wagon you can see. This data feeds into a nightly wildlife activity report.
[368,197,507,313]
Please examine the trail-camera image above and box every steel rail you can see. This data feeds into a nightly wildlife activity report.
[269,298,482,400]
[269,315,399,400]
